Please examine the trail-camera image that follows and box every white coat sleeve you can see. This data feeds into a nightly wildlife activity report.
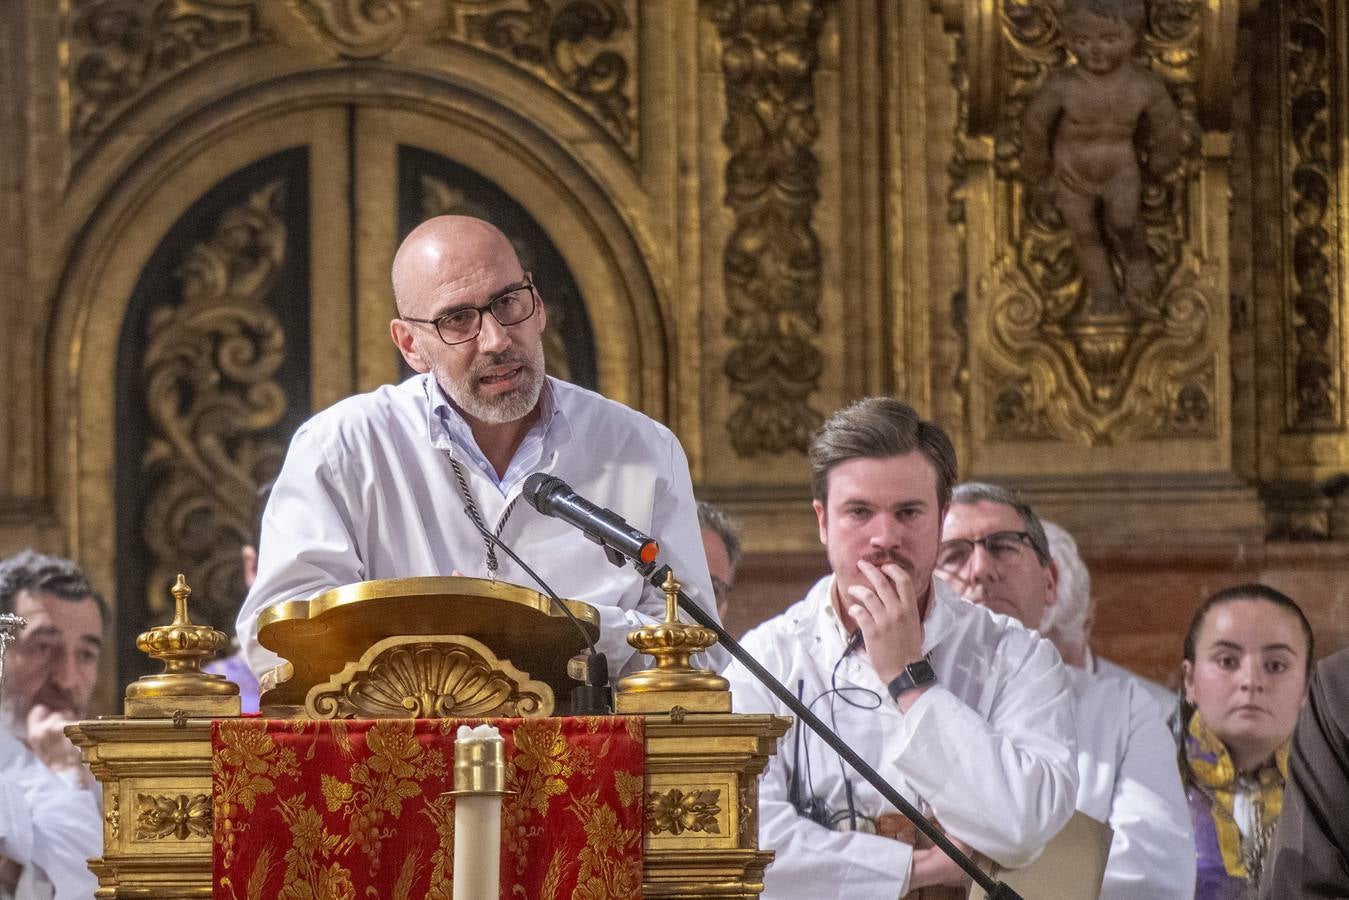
[237,424,365,675]
[725,639,914,899]
[1097,683,1196,900]
[887,636,1079,868]
[0,730,100,900]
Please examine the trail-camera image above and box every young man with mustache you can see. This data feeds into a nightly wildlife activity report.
[938,483,1195,899]
[722,398,1077,898]
[0,550,103,900]
[236,216,721,678]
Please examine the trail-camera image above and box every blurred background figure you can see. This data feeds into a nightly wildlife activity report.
[202,481,273,713]
[0,550,103,899]
[1179,583,1312,899]
[697,501,743,621]
[1041,521,1175,716]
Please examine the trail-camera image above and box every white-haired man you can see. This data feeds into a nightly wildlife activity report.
[1040,520,1176,717]
[939,483,1195,899]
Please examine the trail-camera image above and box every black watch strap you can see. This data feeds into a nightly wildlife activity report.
[887,658,937,702]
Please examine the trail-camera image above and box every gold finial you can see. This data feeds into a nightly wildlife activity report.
[124,574,241,718]
[615,567,730,714]
[171,574,191,625]
[662,569,680,623]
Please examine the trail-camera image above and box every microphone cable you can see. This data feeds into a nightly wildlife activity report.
[461,507,612,714]
[790,631,883,831]
[828,630,880,832]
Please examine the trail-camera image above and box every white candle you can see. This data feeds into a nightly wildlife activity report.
[452,724,506,900]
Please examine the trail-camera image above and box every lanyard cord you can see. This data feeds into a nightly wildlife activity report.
[448,455,518,579]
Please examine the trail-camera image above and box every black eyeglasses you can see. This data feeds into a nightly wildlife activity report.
[399,277,538,346]
[935,531,1037,572]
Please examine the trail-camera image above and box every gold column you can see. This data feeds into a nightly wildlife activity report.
[1257,0,1349,537]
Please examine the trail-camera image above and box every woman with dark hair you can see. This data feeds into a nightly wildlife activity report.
[1180,583,1313,899]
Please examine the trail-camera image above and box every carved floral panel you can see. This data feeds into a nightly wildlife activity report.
[707,0,831,457]
[438,0,639,157]
[67,0,259,156]
[1280,0,1342,431]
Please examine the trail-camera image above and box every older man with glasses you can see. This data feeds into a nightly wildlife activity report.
[236,215,723,680]
[938,482,1195,900]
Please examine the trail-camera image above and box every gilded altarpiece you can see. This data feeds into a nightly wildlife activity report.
[3,0,1349,700]
[22,0,687,705]
[932,0,1262,538]
[1252,0,1349,537]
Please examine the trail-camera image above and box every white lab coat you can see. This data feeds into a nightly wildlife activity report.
[1069,666,1196,899]
[237,374,722,677]
[1092,653,1178,722]
[0,723,99,900]
[724,576,1078,898]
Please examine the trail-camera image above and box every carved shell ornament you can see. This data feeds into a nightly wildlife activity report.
[306,635,553,719]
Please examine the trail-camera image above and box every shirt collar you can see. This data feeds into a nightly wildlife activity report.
[424,374,567,455]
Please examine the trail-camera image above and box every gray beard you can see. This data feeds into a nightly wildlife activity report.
[437,351,546,425]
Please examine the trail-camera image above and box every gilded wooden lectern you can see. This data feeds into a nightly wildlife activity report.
[68,574,789,899]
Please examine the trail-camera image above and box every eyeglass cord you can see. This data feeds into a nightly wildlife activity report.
[790,633,882,830]
[448,454,519,579]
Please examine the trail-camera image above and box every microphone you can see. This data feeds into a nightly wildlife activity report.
[522,473,659,569]
[460,508,611,715]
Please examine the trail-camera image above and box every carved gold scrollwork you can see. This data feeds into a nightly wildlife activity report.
[135,793,212,841]
[67,0,257,153]
[707,0,830,456]
[646,787,722,836]
[1280,0,1341,430]
[983,264,1212,445]
[419,175,572,382]
[947,0,1224,445]
[737,786,754,843]
[440,0,637,154]
[106,790,121,841]
[141,182,288,618]
[287,0,414,58]
[305,634,553,719]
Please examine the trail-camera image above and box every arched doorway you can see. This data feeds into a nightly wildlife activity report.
[54,95,665,693]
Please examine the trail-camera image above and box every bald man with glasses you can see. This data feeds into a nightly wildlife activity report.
[237,215,724,680]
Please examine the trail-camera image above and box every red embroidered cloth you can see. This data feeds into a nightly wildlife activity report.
[212,717,644,899]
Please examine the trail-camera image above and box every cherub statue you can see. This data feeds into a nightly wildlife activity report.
[1022,0,1186,317]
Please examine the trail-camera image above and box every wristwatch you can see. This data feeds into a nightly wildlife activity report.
[887,659,937,702]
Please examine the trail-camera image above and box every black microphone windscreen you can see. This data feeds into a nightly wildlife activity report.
[522,472,561,511]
